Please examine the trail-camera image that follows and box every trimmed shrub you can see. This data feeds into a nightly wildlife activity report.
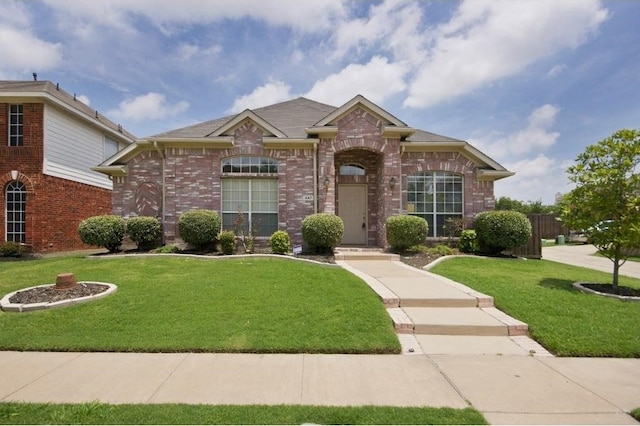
[126,216,161,250]
[428,244,453,256]
[151,245,180,254]
[269,230,290,255]
[178,209,221,250]
[386,215,428,251]
[0,241,24,257]
[458,229,479,254]
[301,213,344,254]
[218,230,236,255]
[474,210,532,255]
[77,215,126,253]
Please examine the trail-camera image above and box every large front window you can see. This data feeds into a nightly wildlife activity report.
[8,105,23,147]
[5,181,26,243]
[221,157,278,237]
[407,172,463,237]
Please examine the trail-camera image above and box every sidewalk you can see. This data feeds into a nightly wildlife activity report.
[1,250,638,425]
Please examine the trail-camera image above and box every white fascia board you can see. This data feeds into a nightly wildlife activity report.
[44,160,113,189]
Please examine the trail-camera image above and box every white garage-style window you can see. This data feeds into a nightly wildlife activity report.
[5,181,26,243]
[406,172,463,237]
[221,157,278,237]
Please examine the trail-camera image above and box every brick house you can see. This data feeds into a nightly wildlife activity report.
[95,95,512,248]
[0,80,136,253]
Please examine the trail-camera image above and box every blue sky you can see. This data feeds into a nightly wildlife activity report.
[2,0,639,204]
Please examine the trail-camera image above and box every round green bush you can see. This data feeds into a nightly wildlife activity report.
[126,216,161,250]
[178,209,221,250]
[458,229,479,254]
[301,213,344,254]
[385,215,428,251]
[0,241,24,257]
[269,230,290,254]
[78,215,126,253]
[474,210,532,255]
[218,230,236,255]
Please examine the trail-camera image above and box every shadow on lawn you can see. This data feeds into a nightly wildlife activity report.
[538,278,582,293]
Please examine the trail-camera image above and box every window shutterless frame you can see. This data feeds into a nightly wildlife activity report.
[8,104,24,147]
[5,181,26,243]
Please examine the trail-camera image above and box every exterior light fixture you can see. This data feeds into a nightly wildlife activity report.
[389,176,396,189]
[324,176,330,189]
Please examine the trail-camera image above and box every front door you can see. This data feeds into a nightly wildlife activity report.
[338,184,367,245]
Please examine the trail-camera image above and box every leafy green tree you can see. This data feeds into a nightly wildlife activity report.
[495,197,557,214]
[561,129,640,289]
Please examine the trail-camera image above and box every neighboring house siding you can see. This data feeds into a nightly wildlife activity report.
[43,103,113,189]
[0,101,121,252]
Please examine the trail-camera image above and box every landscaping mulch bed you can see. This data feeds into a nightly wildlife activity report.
[581,283,640,298]
[9,283,110,304]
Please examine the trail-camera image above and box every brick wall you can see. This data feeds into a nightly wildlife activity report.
[401,151,495,223]
[0,102,113,252]
[110,107,496,248]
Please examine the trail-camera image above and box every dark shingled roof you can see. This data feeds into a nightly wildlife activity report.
[150,96,464,143]
[0,80,137,141]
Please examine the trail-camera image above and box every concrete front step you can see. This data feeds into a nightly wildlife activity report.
[406,307,509,336]
[334,252,400,261]
[390,306,529,337]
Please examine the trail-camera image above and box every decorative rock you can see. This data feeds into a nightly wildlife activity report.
[55,273,77,291]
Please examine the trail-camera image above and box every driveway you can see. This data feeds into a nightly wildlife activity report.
[542,244,640,279]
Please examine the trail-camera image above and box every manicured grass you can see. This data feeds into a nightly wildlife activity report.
[430,257,640,357]
[0,402,486,425]
[0,256,400,353]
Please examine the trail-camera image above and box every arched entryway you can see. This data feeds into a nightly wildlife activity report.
[334,149,383,246]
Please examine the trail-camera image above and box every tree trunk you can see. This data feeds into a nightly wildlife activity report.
[612,257,620,290]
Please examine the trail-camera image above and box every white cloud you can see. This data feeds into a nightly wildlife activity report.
[0,2,63,75]
[404,0,609,108]
[495,155,573,203]
[41,0,346,33]
[174,43,222,61]
[331,0,425,64]
[547,64,568,78]
[471,104,561,160]
[107,92,189,122]
[305,56,407,105]
[228,81,294,113]
[76,94,90,105]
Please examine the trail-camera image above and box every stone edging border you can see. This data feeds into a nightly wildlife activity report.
[573,282,640,302]
[85,253,342,267]
[0,282,118,313]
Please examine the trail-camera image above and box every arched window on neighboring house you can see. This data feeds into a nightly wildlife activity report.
[5,181,26,243]
[406,172,463,237]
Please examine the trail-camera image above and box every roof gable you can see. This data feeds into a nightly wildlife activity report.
[207,109,286,138]
[313,95,407,128]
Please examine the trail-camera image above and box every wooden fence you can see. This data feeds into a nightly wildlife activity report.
[509,214,568,259]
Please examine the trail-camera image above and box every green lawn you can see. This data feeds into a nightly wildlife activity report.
[430,257,640,357]
[0,402,486,425]
[0,256,400,354]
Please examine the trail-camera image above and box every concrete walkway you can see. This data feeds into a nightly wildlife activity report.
[1,248,638,425]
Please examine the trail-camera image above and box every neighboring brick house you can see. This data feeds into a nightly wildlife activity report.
[95,95,512,248]
[0,80,136,253]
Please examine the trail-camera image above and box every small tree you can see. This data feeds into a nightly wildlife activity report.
[561,129,640,290]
